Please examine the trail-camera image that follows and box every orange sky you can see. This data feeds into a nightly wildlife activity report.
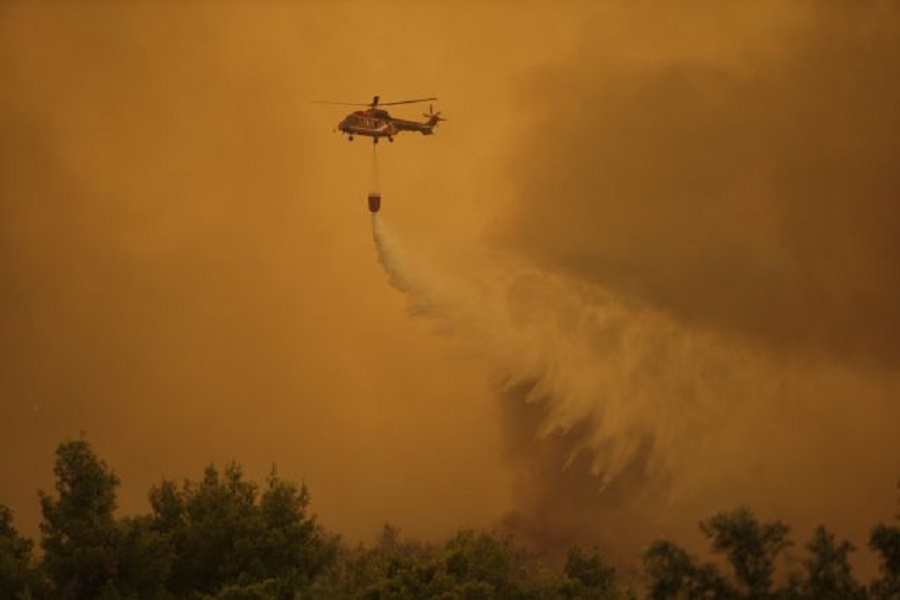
[2,1,900,573]
[0,1,578,542]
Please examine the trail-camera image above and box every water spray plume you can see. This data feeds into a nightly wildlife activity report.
[371,215,451,318]
[368,217,735,489]
[369,213,900,557]
[371,215,413,297]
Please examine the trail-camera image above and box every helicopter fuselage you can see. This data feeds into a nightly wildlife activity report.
[337,109,438,142]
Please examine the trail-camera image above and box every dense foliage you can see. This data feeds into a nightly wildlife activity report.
[1,439,898,599]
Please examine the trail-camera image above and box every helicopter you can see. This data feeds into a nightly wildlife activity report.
[314,96,446,144]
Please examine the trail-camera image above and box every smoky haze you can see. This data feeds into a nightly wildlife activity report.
[509,2,900,365]
[2,0,900,578]
[369,0,900,573]
[1,1,585,543]
[493,0,900,567]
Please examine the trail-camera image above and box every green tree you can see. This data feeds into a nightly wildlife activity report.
[325,527,550,600]
[700,507,790,599]
[254,469,336,585]
[442,529,516,594]
[149,462,336,596]
[39,438,121,600]
[870,524,900,599]
[114,515,174,599]
[869,481,900,600]
[213,578,282,599]
[151,463,258,595]
[796,526,863,600]
[316,524,440,599]
[0,504,41,599]
[643,539,733,600]
[560,546,617,599]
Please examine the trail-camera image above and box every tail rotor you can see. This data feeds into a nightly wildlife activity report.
[423,104,447,129]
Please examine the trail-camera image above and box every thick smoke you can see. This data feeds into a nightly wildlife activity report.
[375,200,900,569]
[500,1,900,558]
[372,1,900,563]
[508,2,900,368]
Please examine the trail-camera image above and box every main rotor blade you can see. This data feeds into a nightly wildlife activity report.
[378,97,437,106]
[311,96,438,107]
[310,101,370,106]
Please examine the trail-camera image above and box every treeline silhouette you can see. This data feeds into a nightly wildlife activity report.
[1,438,899,599]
